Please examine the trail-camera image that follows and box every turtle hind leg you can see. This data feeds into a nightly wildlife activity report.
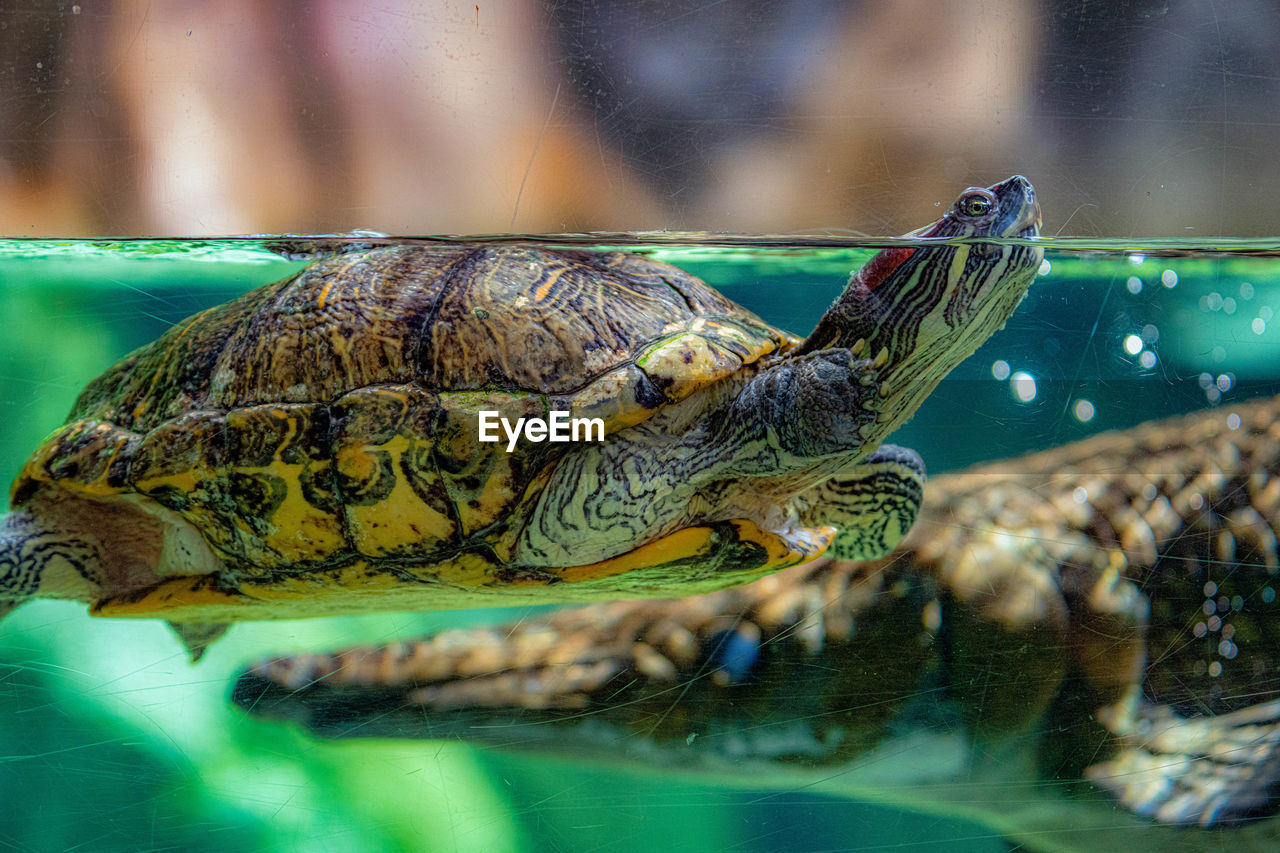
[0,509,103,606]
[797,444,925,560]
[1086,697,1280,827]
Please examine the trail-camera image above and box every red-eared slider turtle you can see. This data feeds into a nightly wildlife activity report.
[0,177,1041,658]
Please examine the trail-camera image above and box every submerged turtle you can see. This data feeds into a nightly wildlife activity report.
[0,177,1041,657]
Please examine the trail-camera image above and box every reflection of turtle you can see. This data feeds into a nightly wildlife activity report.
[0,177,1041,658]
[236,394,1280,847]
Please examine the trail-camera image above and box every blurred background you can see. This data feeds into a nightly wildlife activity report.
[5,2,1280,852]
[2,0,1278,238]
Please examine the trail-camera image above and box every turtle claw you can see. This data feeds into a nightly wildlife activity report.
[166,620,230,663]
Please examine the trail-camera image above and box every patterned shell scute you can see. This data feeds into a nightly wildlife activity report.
[67,247,469,431]
[418,247,787,401]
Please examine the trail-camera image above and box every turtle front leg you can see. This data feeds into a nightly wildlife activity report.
[713,347,886,476]
[794,444,925,560]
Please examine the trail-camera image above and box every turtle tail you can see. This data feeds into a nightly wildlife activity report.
[0,509,102,610]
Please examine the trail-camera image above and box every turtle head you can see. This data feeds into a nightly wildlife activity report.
[800,175,1042,434]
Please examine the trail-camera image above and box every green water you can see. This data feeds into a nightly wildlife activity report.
[2,237,1279,851]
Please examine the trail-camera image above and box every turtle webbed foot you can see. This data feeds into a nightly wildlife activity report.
[1087,698,1280,827]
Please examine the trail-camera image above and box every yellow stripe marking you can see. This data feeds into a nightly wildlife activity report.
[316,255,366,310]
[533,265,567,302]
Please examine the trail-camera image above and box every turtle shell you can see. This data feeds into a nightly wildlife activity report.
[12,245,823,622]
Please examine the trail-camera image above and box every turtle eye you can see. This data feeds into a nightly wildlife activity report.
[958,191,994,218]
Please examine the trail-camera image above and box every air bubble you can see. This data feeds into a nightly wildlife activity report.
[1161,269,1178,288]
[1073,399,1095,422]
[991,360,1011,381]
[1227,413,1241,430]
[1123,334,1143,355]
[1011,372,1036,403]
[1209,661,1223,677]
[1038,259,1051,276]
[1204,581,1218,597]
[1139,351,1156,369]
[1241,282,1255,300]
[1253,317,1266,335]
[1073,487,1088,504]
[1126,276,1143,294]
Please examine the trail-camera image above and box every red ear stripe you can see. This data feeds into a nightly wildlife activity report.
[858,247,915,292]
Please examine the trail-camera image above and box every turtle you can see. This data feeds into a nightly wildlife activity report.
[0,176,1041,659]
